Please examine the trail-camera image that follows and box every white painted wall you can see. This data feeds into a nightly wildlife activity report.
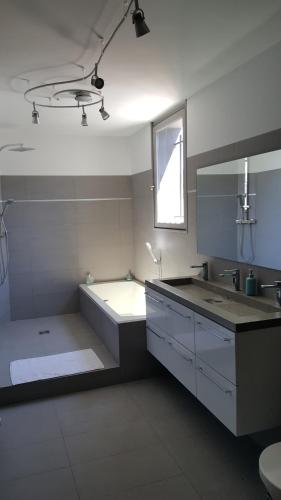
[187,41,281,156]
[0,131,131,176]
[129,40,281,283]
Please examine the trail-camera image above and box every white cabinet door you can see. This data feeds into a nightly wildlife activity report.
[195,313,236,384]
[146,289,168,333]
[147,326,196,396]
[165,298,195,353]
[196,359,237,434]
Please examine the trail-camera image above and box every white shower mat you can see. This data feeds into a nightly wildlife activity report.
[10,348,104,385]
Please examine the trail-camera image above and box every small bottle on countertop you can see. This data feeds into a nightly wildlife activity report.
[125,270,134,281]
[245,269,256,296]
[85,272,95,285]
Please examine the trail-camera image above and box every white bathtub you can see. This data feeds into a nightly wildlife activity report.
[80,280,146,321]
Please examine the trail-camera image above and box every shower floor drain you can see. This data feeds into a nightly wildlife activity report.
[38,330,50,335]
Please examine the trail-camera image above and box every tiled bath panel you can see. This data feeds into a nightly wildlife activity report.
[0,313,117,387]
[1,176,133,320]
[0,375,265,500]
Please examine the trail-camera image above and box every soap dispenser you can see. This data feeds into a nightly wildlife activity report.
[245,269,256,296]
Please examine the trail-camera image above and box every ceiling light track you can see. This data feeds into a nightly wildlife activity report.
[23,0,150,126]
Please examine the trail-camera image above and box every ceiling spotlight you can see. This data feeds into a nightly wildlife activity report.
[32,102,39,124]
[81,106,88,126]
[99,100,110,121]
[132,0,150,38]
[91,64,104,90]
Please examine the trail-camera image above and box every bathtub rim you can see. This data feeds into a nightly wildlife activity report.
[79,280,146,325]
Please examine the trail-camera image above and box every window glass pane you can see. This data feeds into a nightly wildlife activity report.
[154,112,185,227]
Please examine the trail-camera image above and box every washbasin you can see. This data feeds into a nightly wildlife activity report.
[161,277,281,315]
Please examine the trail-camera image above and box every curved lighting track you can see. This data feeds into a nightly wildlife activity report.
[24,0,135,109]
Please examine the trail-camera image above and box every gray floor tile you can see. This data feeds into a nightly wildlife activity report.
[55,385,140,436]
[0,438,69,482]
[0,467,79,500]
[0,400,61,449]
[163,432,262,500]
[0,313,111,387]
[125,375,193,418]
[65,417,159,464]
[72,443,181,499]
[97,475,202,500]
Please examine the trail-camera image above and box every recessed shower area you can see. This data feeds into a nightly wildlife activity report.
[0,173,155,402]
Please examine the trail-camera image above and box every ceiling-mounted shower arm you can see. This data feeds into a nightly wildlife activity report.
[0,143,22,152]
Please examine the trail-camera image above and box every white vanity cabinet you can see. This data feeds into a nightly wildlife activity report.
[146,289,196,395]
[146,284,281,436]
[194,313,236,384]
[147,326,196,396]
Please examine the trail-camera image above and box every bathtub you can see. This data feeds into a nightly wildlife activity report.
[80,280,146,321]
[79,280,156,380]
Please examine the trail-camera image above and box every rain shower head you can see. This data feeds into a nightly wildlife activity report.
[9,145,35,152]
[0,143,35,152]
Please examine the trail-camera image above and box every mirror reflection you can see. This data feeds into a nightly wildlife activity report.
[197,149,281,270]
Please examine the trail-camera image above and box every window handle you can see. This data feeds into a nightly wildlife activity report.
[149,185,155,191]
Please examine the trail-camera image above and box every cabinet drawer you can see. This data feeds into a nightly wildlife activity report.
[146,289,168,333]
[195,313,236,384]
[147,326,196,396]
[196,359,237,434]
[165,297,195,353]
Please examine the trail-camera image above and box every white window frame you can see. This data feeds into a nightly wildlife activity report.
[152,105,187,230]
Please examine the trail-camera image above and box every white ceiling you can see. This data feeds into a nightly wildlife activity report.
[1,0,281,137]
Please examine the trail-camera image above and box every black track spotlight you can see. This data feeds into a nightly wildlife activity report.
[32,102,39,124]
[99,99,110,121]
[132,0,150,38]
[91,64,104,90]
[81,106,88,126]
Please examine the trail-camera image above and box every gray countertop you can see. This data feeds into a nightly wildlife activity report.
[145,276,281,332]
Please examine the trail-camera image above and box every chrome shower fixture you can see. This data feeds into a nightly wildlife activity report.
[0,143,35,152]
[236,157,256,225]
[23,0,150,126]
[145,242,161,264]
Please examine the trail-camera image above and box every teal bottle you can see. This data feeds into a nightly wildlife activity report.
[245,269,256,296]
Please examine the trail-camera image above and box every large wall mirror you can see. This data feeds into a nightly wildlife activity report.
[197,149,281,270]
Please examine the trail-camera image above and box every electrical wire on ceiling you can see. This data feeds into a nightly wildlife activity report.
[23,0,150,126]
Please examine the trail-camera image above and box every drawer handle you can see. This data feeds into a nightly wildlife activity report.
[197,366,233,395]
[166,304,192,319]
[167,340,193,363]
[146,293,164,305]
[148,328,166,341]
[196,322,232,343]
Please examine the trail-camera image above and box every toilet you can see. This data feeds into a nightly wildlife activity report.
[259,442,281,499]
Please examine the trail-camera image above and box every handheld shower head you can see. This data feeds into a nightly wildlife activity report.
[145,242,161,264]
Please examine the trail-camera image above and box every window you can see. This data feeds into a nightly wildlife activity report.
[152,106,187,229]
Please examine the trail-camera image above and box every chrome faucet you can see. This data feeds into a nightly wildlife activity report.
[218,269,240,291]
[190,262,208,281]
[260,281,281,306]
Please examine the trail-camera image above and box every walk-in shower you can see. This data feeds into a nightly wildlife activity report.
[0,199,14,286]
